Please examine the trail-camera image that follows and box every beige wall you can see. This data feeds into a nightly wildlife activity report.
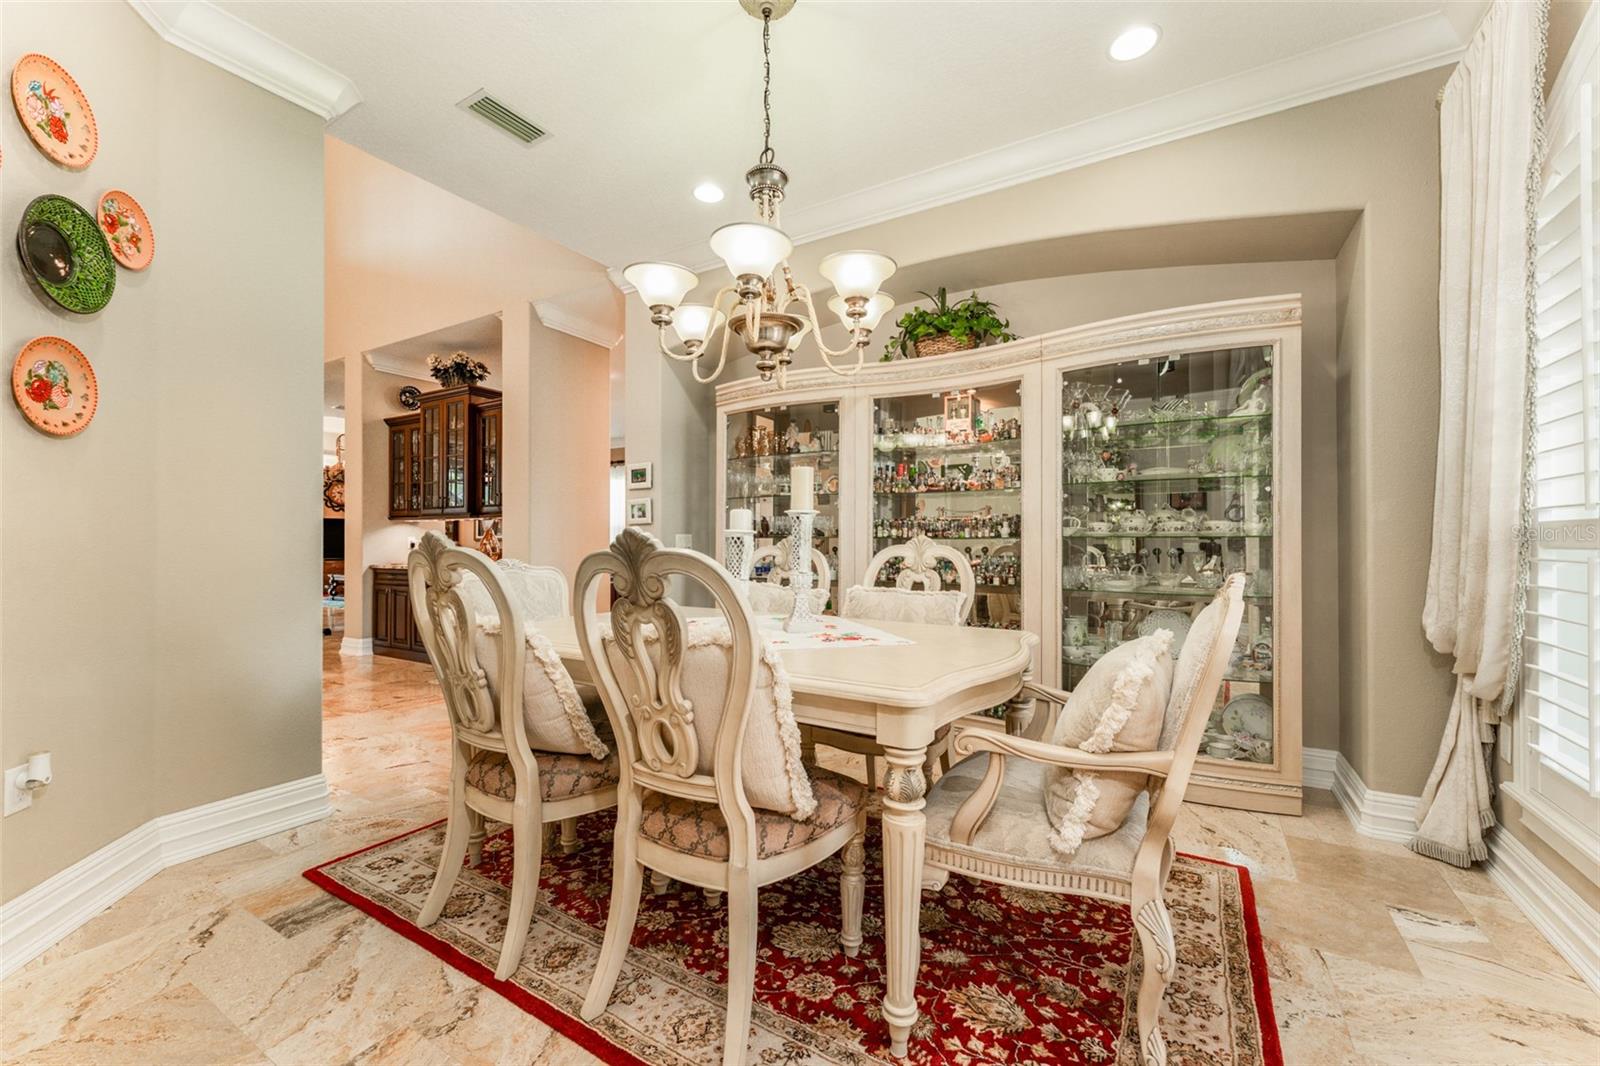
[323,139,614,637]
[632,68,1453,794]
[1,3,324,900]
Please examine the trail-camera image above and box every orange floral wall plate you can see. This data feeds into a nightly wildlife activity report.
[98,190,154,270]
[12,337,98,437]
[11,54,97,169]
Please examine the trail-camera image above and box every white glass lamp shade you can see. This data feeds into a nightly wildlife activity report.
[818,250,897,299]
[709,222,792,279]
[622,262,698,310]
[828,291,895,330]
[671,303,725,346]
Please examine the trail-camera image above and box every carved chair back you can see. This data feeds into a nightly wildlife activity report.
[750,537,832,591]
[1139,575,1246,859]
[576,529,766,851]
[495,559,570,621]
[862,533,976,621]
[408,533,534,773]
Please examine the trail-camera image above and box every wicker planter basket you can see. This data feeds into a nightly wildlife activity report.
[912,333,977,358]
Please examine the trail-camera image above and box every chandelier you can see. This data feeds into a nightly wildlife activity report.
[1062,382,1132,449]
[621,0,897,389]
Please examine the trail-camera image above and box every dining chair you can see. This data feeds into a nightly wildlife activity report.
[807,533,976,785]
[745,536,831,615]
[922,575,1247,1066]
[575,529,868,1066]
[408,533,619,981]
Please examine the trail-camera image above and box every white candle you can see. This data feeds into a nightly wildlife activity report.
[791,465,815,512]
[729,508,753,532]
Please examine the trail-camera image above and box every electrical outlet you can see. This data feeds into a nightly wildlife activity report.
[4,766,32,816]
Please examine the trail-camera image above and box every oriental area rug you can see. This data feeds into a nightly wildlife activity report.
[305,814,1280,1066]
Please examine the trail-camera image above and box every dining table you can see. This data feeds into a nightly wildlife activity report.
[531,612,1039,1057]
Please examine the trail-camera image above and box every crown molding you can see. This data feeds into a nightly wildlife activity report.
[363,352,433,381]
[128,0,360,120]
[534,286,623,350]
[629,10,1469,279]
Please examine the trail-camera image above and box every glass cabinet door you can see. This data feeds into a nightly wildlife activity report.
[1060,346,1277,766]
[725,401,842,611]
[872,382,1024,628]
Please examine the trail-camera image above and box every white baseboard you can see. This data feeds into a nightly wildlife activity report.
[1486,829,1600,994]
[1302,747,1338,790]
[1330,752,1420,843]
[0,774,329,980]
[340,637,372,657]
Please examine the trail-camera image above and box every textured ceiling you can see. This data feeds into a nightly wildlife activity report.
[218,1,1484,267]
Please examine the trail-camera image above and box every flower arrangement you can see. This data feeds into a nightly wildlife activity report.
[22,78,69,145]
[426,351,490,387]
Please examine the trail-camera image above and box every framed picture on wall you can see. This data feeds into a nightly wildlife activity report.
[626,461,653,490]
[626,497,654,525]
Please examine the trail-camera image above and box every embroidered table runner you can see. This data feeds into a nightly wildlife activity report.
[751,615,914,650]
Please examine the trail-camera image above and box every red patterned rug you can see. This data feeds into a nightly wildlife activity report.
[305,813,1280,1065]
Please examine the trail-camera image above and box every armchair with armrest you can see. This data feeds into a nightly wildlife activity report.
[921,574,1246,1066]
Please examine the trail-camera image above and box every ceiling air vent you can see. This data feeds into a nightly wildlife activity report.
[458,90,546,145]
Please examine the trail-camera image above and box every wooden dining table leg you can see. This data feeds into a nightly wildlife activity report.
[880,743,929,1059]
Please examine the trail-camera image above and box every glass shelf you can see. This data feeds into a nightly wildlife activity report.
[1063,471,1273,487]
[1062,584,1272,601]
[725,450,838,466]
[879,487,1022,499]
[873,436,1022,457]
[1063,531,1272,540]
[1115,411,1272,432]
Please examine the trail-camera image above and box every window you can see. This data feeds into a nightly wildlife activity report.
[1513,23,1600,881]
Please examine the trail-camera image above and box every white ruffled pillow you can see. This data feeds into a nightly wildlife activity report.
[472,625,611,759]
[841,585,966,626]
[1043,631,1175,856]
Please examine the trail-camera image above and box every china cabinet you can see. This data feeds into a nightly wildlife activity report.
[385,385,502,519]
[714,294,1302,813]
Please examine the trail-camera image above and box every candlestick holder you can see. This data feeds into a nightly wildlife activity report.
[724,527,755,587]
[783,509,819,633]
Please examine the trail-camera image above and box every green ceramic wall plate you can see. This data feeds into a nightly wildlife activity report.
[15,194,114,314]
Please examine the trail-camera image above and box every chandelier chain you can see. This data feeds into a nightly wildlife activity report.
[760,8,774,165]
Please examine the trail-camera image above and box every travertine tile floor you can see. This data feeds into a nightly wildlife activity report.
[3,641,1597,1064]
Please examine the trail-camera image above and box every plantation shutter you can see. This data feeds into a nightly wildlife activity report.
[1523,45,1600,832]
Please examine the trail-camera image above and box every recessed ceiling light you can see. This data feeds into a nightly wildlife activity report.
[693,181,725,203]
[1109,24,1160,62]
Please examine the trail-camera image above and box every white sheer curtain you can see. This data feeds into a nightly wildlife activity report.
[1415,0,1547,866]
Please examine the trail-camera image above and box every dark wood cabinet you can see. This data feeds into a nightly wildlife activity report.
[477,401,502,514]
[372,567,428,662]
[385,385,501,519]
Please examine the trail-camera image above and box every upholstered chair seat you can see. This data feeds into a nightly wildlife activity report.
[465,747,621,803]
[924,753,1150,885]
[639,768,867,860]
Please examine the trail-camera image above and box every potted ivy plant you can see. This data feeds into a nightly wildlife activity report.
[882,288,1018,361]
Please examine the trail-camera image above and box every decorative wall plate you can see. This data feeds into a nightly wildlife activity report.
[11,54,97,169]
[97,190,154,270]
[16,195,114,313]
[12,336,98,436]
[397,385,422,410]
